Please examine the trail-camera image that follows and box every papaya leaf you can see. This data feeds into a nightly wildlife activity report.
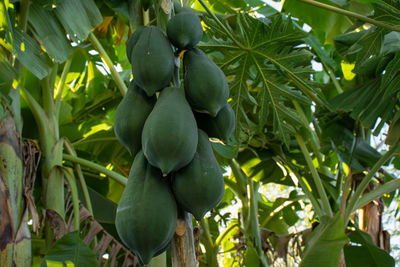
[353,28,386,73]
[300,213,349,267]
[344,228,395,267]
[329,78,395,131]
[193,0,248,14]
[282,0,351,43]
[386,111,400,145]
[322,123,381,169]
[199,13,315,147]
[372,0,400,26]
[236,148,289,185]
[40,231,99,267]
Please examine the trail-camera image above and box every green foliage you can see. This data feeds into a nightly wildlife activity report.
[199,13,314,147]
[344,228,395,267]
[300,214,349,267]
[29,3,73,63]
[3,0,400,265]
[282,0,351,42]
[40,232,98,267]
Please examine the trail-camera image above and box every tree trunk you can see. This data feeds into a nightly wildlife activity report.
[359,184,390,252]
[0,108,31,266]
[171,212,198,267]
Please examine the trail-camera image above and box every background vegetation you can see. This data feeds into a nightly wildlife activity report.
[1,0,400,266]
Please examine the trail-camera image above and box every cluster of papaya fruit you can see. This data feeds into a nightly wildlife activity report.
[114,12,235,265]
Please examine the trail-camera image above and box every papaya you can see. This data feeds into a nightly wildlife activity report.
[130,26,175,96]
[115,151,177,265]
[142,87,198,175]
[114,81,156,157]
[166,12,203,50]
[172,129,225,221]
[195,102,235,142]
[126,26,145,64]
[183,48,229,116]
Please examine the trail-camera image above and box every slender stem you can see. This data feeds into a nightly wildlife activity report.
[55,57,72,120]
[20,87,53,161]
[72,137,117,145]
[63,139,94,215]
[62,154,127,186]
[293,101,327,174]
[228,159,248,193]
[224,177,246,203]
[356,178,400,210]
[214,223,239,248]
[340,167,352,217]
[248,180,268,267]
[296,135,332,217]
[63,168,80,232]
[199,219,219,267]
[335,166,344,192]
[277,156,324,218]
[88,32,128,96]
[197,0,247,50]
[200,219,214,250]
[296,0,400,32]
[326,66,343,94]
[344,143,399,224]
[228,159,251,229]
[42,67,56,118]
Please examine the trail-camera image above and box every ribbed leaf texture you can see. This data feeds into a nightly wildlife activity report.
[199,13,323,147]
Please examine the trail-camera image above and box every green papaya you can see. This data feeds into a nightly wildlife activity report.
[131,26,175,96]
[172,129,225,221]
[166,12,203,50]
[195,102,235,142]
[114,82,156,157]
[183,48,229,116]
[142,87,198,175]
[115,151,177,265]
[126,26,145,64]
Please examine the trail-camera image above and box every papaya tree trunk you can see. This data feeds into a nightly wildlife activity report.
[0,107,31,266]
[171,212,198,267]
[359,184,390,252]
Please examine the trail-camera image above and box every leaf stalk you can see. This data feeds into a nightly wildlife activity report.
[296,135,333,217]
[88,32,128,96]
[62,154,127,186]
[295,0,400,32]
